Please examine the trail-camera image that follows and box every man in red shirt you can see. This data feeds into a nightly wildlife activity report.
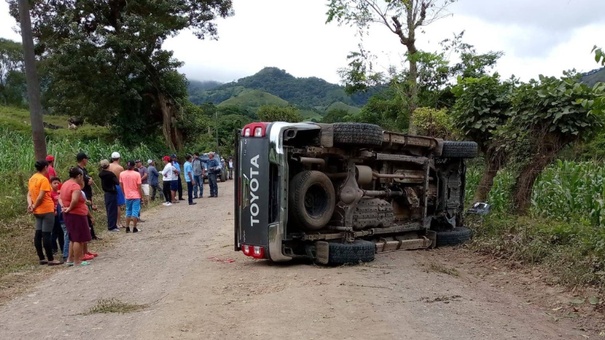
[119,160,143,233]
[45,155,58,180]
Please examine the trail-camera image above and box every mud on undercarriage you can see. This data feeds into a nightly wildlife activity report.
[280,123,477,265]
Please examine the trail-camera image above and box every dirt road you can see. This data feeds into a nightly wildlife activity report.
[0,180,601,339]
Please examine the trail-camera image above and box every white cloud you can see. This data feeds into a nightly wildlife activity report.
[1,0,603,85]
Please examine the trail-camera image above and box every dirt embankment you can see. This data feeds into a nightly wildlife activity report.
[0,180,603,339]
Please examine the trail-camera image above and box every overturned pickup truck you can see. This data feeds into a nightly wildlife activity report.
[234,122,477,265]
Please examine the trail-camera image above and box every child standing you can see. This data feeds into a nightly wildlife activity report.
[50,177,69,262]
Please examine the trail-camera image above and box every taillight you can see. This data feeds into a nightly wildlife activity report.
[241,244,265,259]
[252,246,264,259]
[241,122,269,137]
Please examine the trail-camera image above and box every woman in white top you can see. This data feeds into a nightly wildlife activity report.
[161,156,177,205]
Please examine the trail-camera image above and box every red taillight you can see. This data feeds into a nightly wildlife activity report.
[241,244,265,259]
[241,122,269,137]
[252,246,265,259]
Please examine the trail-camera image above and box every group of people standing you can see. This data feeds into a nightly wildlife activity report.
[27,153,98,267]
[27,150,230,266]
[160,152,223,206]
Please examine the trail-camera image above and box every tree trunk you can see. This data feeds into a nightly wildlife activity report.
[513,151,558,215]
[157,92,175,151]
[18,0,47,160]
[474,157,501,203]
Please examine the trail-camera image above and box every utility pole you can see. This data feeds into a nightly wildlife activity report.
[18,0,47,160]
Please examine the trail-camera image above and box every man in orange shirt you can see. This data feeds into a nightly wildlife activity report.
[119,160,143,233]
[28,160,62,265]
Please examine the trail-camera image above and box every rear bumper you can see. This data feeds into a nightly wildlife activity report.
[268,222,291,262]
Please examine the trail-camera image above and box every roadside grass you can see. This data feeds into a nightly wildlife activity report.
[83,298,148,315]
[465,160,605,290]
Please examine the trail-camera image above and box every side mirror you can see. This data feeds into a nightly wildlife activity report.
[467,202,491,215]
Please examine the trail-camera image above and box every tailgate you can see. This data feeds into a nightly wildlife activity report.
[235,135,270,249]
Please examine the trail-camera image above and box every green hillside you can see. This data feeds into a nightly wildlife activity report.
[582,67,605,87]
[217,89,289,112]
[188,67,384,116]
[0,105,112,141]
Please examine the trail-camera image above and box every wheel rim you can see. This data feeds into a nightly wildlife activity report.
[304,184,328,218]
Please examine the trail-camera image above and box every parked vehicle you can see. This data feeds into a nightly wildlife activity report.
[234,122,478,265]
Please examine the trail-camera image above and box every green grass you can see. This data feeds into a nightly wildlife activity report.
[83,298,148,315]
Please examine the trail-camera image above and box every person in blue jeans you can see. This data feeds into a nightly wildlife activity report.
[207,152,220,197]
[50,177,69,261]
[191,153,204,198]
[183,155,197,205]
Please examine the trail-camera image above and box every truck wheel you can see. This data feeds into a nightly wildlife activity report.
[316,240,375,265]
[333,123,383,147]
[435,227,473,247]
[289,171,336,230]
[441,141,478,158]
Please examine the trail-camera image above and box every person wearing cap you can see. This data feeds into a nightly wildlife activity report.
[147,159,162,201]
[120,161,143,233]
[27,160,62,265]
[161,156,176,205]
[99,159,120,232]
[108,151,125,228]
[183,155,196,205]
[207,152,220,197]
[171,154,184,201]
[45,155,58,180]
[77,152,100,242]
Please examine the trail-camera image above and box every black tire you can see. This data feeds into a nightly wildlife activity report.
[289,170,336,230]
[435,227,473,247]
[333,123,383,147]
[441,141,478,158]
[323,240,375,265]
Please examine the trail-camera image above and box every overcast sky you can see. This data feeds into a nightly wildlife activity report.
[1,0,603,84]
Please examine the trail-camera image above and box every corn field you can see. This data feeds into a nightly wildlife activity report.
[466,160,605,227]
[0,129,157,219]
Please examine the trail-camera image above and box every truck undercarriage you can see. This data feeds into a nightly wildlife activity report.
[236,122,477,265]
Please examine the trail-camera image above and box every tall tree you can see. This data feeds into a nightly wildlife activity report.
[508,75,605,213]
[451,75,513,202]
[17,0,46,160]
[8,0,233,151]
[326,0,456,131]
[0,38,26,106]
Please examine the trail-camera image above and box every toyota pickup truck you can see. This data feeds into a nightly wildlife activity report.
[234,122,477,265]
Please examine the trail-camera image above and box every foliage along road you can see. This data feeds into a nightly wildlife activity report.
[0,180,601,339]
